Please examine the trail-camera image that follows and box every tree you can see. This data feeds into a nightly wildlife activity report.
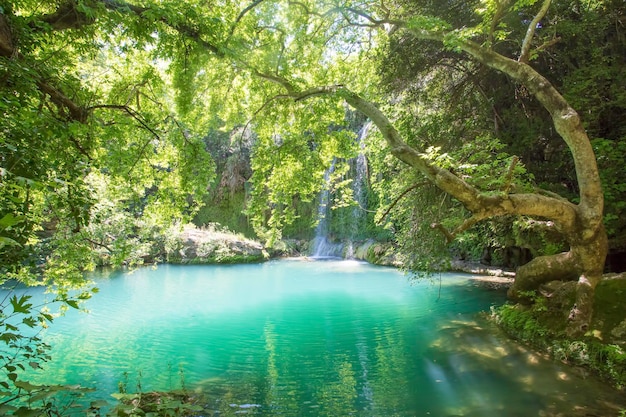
[1,0,215,284]
[214,0,610,334]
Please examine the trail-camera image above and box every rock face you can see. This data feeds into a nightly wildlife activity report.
[164,225,268,264]
[353,240,399,266]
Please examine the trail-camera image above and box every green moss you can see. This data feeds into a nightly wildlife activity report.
[595,277,626,332]
[492,294,626,389]
[194,191,255,237]
[167,253,267,265]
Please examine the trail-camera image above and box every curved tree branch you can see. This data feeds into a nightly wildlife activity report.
[227,0,267,44]
[377,181,429,224]
[27,0,223,56]
[252,71,580,233]
[400,27,603,234]
[37,80,89,122]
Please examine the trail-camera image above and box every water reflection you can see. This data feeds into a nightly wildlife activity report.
[12,260,625,416]
[194,315,625,416]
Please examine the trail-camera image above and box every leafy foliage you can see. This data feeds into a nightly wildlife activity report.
[0,285,99,415]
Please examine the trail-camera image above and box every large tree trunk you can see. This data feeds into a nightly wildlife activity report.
[510,224,608,334]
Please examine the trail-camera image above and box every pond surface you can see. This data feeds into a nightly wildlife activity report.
[22,259,626,415]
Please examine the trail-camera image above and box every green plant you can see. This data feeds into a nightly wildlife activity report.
[111,367,204,416]
[492,301,626,389]
[0,288,99,415]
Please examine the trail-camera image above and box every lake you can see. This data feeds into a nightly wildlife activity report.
[16,259,626,415]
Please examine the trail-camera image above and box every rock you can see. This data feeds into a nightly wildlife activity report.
[164,224,267,264]
[611,319,626,340]
[450,259,516,278]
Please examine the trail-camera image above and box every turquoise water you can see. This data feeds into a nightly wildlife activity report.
[15,260,626,415]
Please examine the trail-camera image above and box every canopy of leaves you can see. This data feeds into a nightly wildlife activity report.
[0,0,623,278]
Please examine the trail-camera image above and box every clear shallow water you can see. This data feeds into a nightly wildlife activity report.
[15,259,626,416]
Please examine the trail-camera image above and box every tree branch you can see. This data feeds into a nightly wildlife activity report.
[37,80,89,122]
[402,27,603,230]
[35,1,95,30]
[377,181,429,224]
[487,0,512,47]
[534,37,561,55]
[29,0,223,55]
[227,0,266,44]
[88,104,161,140]
[67,135,92,160]
[430,222,455,243]
[253,69,579,232]
[88,104,161,175]
[84,237,113,253]
[431,211,490,244]
[519,0,552,63]
[253,70,297,94]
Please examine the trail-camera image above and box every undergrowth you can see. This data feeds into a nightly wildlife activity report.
[492,293,626,390]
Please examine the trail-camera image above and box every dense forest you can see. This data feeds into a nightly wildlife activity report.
[1,0,625,413]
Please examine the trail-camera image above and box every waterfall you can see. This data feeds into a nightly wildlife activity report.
[311,160,344,258]
[311,121,371,259]
[344,122,371,258]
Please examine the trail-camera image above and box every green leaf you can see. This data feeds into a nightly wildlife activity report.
[90,400,110,408]
[0,405,17,414]
[14,406,43,417]
[0,213,25,229]
[0,333,20,344]
[22,317,37,328]
[4,323,18,331]
[10,295,33,314]
[406,15,451,32]
[40,312,54,322]
[0,237,21,249]
[14,380,42,392]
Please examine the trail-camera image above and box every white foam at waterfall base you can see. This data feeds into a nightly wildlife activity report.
[310,236,344,258]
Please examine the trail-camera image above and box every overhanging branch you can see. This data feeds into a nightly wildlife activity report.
[37,80,89,122]
[251,69,579,234]
[377,181,429,224]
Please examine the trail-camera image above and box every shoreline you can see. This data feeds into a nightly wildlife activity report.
[449,259,515,289]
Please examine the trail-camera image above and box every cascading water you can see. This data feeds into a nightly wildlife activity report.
[346,121,371,257]
[311,160,343,258]
[311,122,372,258]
